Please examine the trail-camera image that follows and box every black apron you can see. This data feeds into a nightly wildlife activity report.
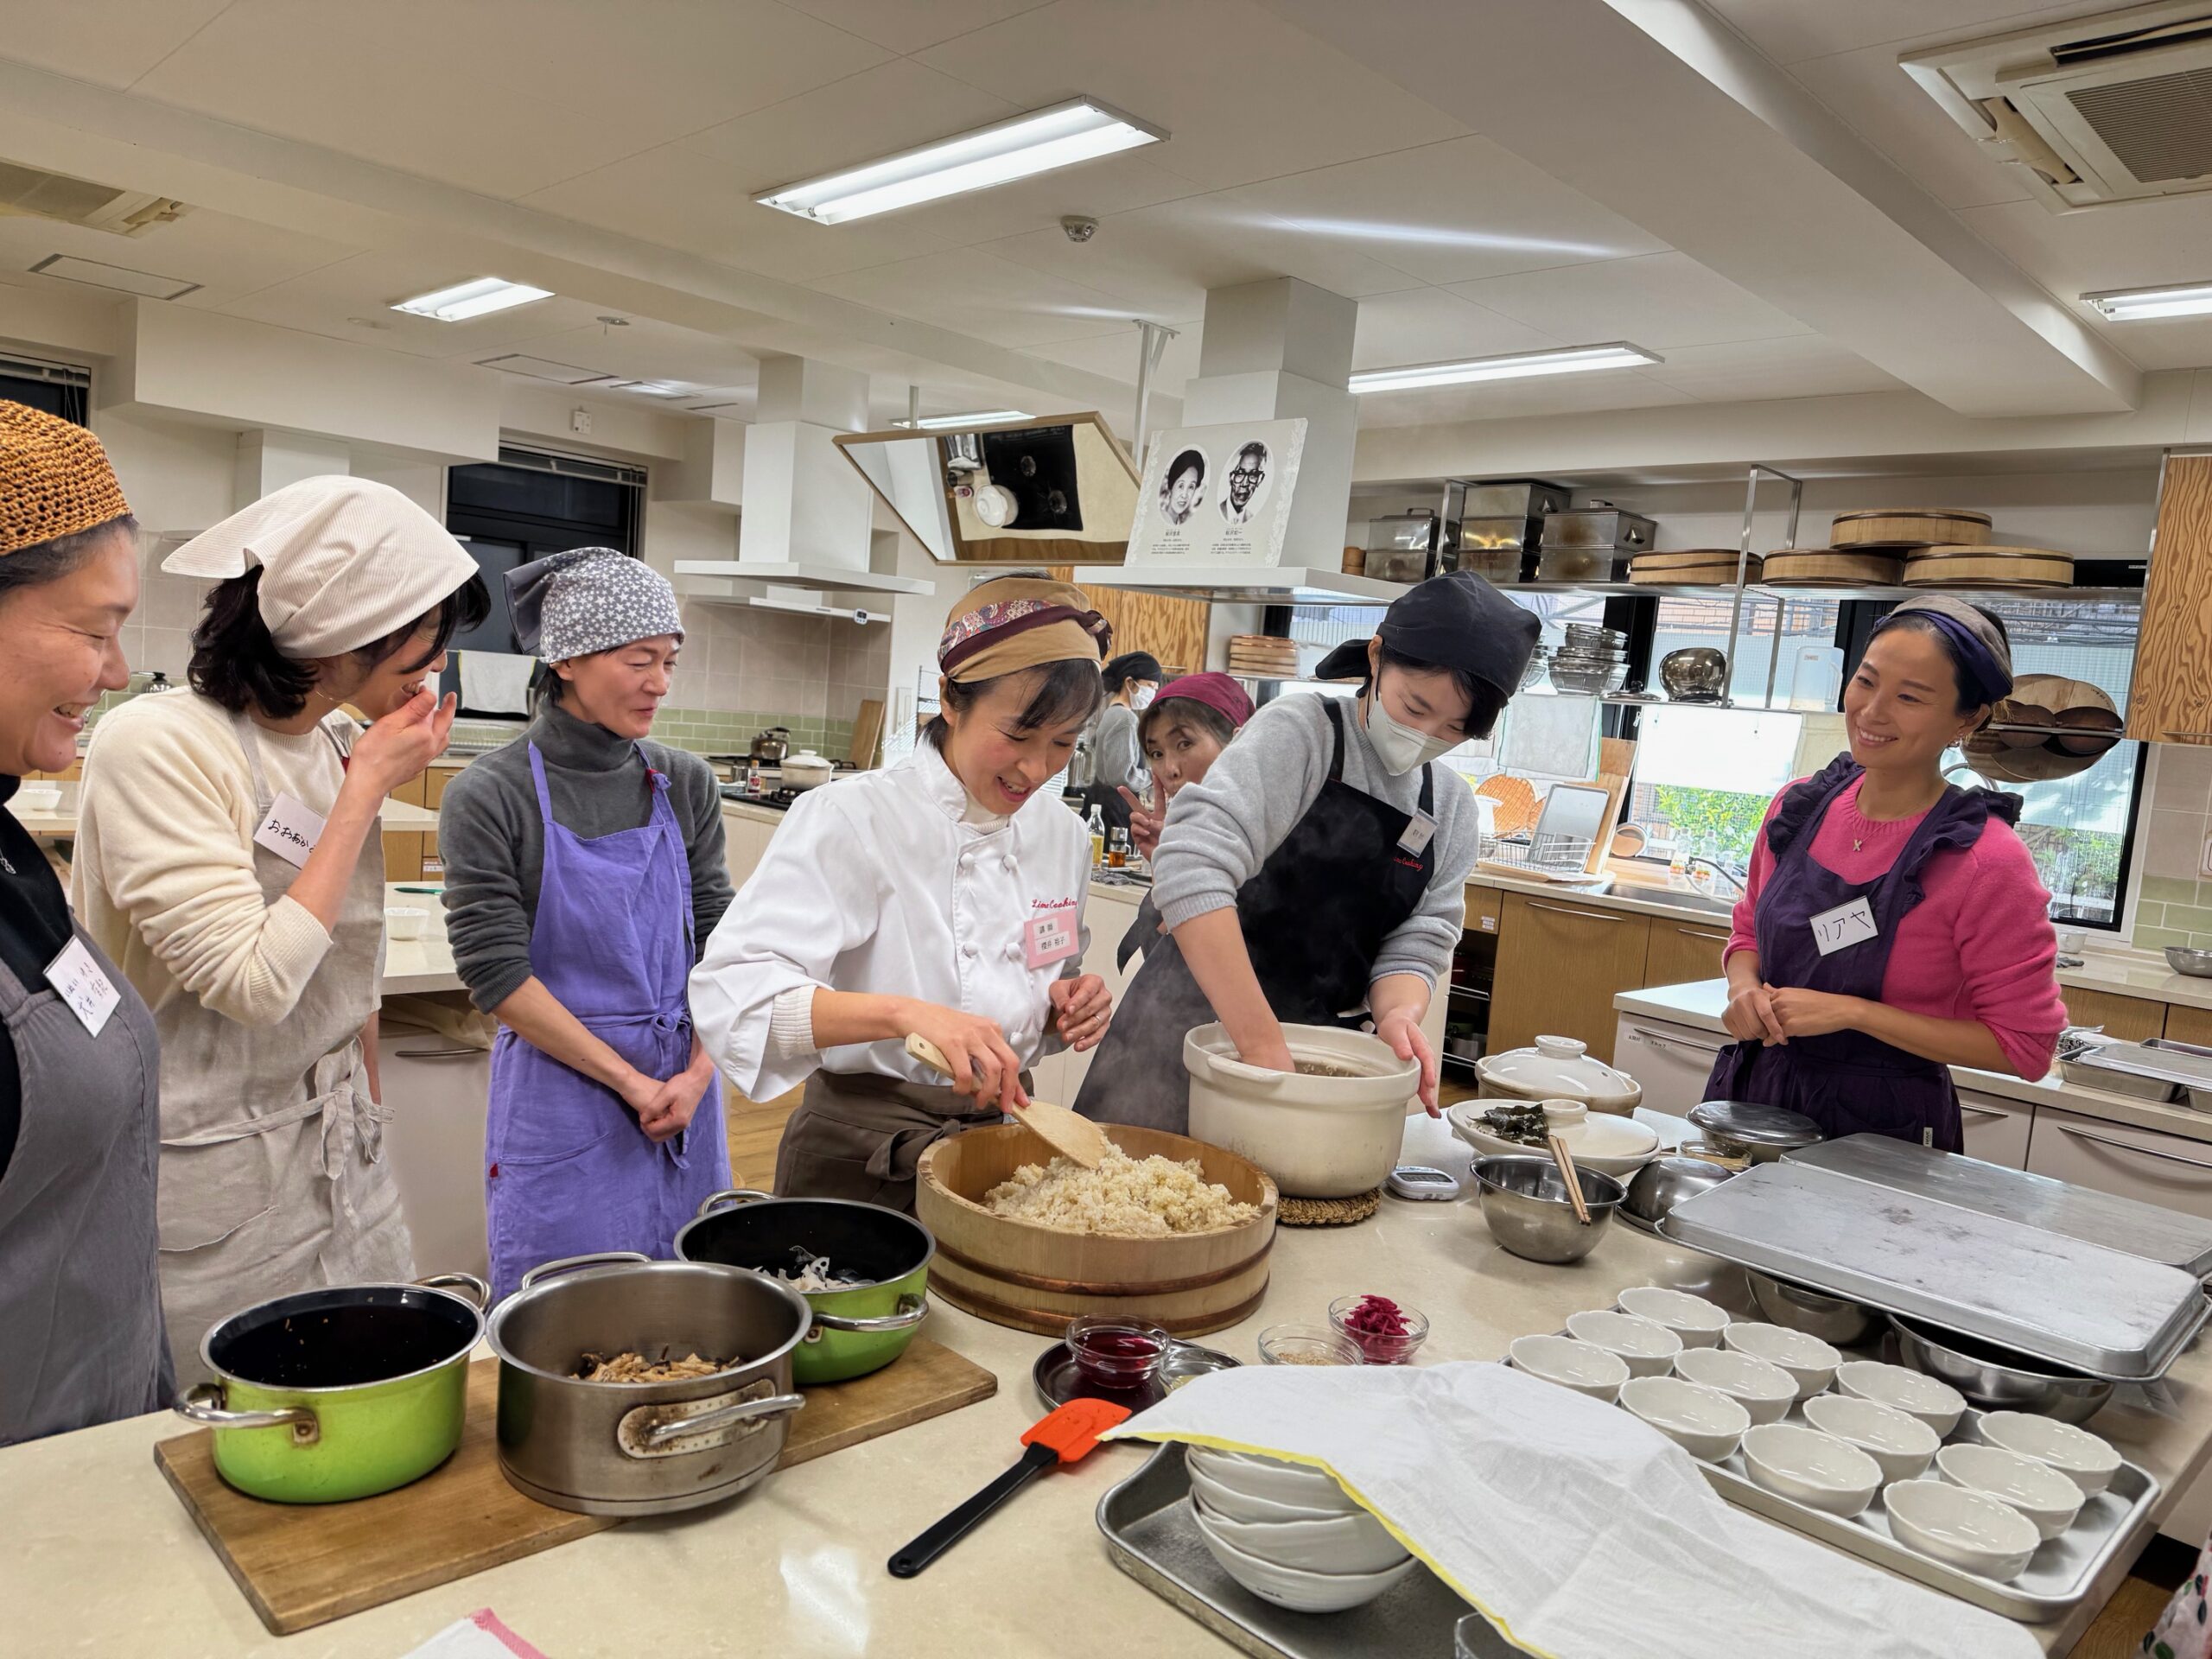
[1074,699,1434,1134]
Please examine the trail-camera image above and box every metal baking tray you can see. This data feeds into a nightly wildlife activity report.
[1783,1134,2212,1277]
[1657,1162,2209,1380]
[1096,1444,1490,1658]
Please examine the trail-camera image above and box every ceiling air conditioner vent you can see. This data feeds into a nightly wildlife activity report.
[0,160,186,236]
[1904,1,2212,210]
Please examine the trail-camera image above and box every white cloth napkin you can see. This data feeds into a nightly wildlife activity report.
[1105,1361,2042,1659]
[459,651,535,716]
[401,1609,547,1658]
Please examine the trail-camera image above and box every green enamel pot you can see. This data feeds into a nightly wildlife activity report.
[173,1273,487,1503]
[676,1190,931,1386]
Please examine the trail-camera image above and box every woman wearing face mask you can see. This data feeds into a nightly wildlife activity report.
[1116,673,1252,971]
[690,576,1116,1212]
[1710,596,2064,1150]
[1079,651,1164,836]
[437,550,733,1298]
[1075,573,1537,1133]
[72,477,486,1380]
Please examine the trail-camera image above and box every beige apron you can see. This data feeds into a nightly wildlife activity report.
[155,711,410,1384]
[774,1071,1011,1213]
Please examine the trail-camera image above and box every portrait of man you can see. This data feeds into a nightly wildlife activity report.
[1219,441,1268,525]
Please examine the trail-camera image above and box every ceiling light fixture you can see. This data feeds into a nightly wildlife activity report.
[757,99,1163,225]
[607,379,690,397]
[29,253,199,301]
[1349,341,1662,394]
[2082,281,2212,321]
[393,276,552,321]
[892,409,1033,430]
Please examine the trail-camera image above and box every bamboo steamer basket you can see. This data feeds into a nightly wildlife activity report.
[1903,546,2073,588]
[1630,549,1761,584]
[1762,550,1904,586]
[1831,508,1993,549]
[915,1123,1277,1338]
[1963,674,2119,782]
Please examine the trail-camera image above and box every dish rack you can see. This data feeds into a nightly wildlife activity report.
[1478,833,1597,882]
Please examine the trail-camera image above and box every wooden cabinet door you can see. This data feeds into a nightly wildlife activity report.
[1488,893,1651,1065]
[1464,883,1503,936]
[382,831,423,883]
[2060,986,2165,1042]
[387,771,428,807]
[2130,454,2212,743]
[1642,918,1732,990]
[2165,1003,2212,1048]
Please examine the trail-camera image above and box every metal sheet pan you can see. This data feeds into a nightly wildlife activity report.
[1783,1134,2212,1277]
[1658,1161,2209,1380]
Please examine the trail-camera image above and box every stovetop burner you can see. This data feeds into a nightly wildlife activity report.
[721,785,801,810]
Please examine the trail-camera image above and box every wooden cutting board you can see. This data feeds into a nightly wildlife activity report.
[155,1336,996,1637]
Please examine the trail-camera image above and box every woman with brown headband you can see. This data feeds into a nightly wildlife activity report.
[690,575,1116,1211]
[0,401,169,1441]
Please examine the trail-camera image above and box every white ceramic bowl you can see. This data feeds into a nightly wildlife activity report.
[1671,1348,1799,1426]
[1618,1286,1731,1350]
[1834,1360,1967,1437]
[12,784,61,812]
[1452,1106,1660,1179]
[1185,1464,1351,1525]
[1195,1522,1421,1613]
[1936,1443,2086,1542]
[1618,1376,1749,1462]
[1978,1413,2122,1497]
[1185,1023,1419,1198]
[1507,1335,1630,1402]
[1186,1446,1357,1513]
[1740,1423,1882,1516]
[1191,1495,1409,1575]
[1883,1479,2042,1582]
[1566,1310,1682,1379]
[383,905,428,941]
[1802,1395,1941,1484]
[1721,1322,1840,1400]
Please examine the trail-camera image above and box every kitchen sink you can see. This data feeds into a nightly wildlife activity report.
[1653,889,1738,918]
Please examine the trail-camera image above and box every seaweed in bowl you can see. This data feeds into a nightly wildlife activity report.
[1477,1103,1550,1147]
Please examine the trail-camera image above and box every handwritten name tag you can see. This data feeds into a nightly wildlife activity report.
[47,936,120,1037]
[252,791,327,869]
[1809,895,1878,957]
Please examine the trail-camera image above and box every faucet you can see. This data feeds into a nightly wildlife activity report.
[1684,855,1747,896]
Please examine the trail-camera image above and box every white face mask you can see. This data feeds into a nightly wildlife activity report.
[1361,693,1457,775]
[1131,684,1157,710]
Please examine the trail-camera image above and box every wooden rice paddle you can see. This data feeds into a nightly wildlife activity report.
[905,1032,1108,1169]
[1548,1130,1592,1226]
[887,1397,1130,1578]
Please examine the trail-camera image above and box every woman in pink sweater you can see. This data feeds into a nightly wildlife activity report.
[1710,594,2065,1151]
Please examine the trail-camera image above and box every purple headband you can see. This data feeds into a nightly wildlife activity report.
[1880,605,2012,709]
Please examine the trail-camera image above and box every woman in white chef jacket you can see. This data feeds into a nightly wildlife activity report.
[690,575,1115,1212]
[72,477,486,1381]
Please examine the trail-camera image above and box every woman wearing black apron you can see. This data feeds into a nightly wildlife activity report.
[1704,597,2066,1151]
[1075,574,1538,1133]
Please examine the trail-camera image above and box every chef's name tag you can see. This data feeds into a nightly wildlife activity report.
[252,791,327,869]
[46,936,119,1038]
[1809,895,1878,957]
[1024,905,1078,970]
[1396,810,1436,857]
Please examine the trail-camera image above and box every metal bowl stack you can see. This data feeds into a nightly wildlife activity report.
[1548,624,1630,697]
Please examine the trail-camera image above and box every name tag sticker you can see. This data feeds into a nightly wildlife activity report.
[1396,810,1437,857]
[252,791,327,869]
[47,936,120,1037]
[1023,905,1078,970]
[1809,895,1878,957]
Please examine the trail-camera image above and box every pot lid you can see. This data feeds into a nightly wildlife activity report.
[1478,1035,1638,1103]
[1688,1099,1824,1151]
[785,749,830,764]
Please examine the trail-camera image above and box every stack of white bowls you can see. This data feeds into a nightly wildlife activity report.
[1185,1446,1418,1613]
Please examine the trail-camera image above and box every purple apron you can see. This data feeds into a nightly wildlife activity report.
[1702,755,2018,1154]
[484,742,729,1299]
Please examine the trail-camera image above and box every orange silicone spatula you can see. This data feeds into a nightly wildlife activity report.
[887,1397,1132,1579]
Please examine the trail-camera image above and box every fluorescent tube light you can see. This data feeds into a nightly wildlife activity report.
[2082,281,2212,321]
[607,380,690,397]
[893,410,1033,429]
[757,99,1163,225]
[393,276,552,321]
[1349,341,1662,394]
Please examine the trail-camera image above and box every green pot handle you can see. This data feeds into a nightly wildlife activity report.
[807,1294,929,1338]
[173,1382,321,1446]
[416,1271,491,1310]
[695,1187,774,1220]
[519,1250,651,1292]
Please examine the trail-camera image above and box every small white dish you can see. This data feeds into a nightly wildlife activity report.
[1834,1360,1967,1437]
[1802,1395,1941,1484]
[1977,1413,2122,1497]
[1721,1322,1840,1400]
[1566,1309,1682,1379]
[1186,1464,1351,1525]
[12,784,61,812]
[1190,1496,1409,1576]
[1194,1522,1421,1613]
[1883,1479,2041,1582]
[1617,1286,1731,1349]
[1185,1446,1356,1512]
[1740,1423,1882,1516]
[384,905,429,940]
[1618,1376,1749,1462]
[1507,1335,1630,1402]
[1936,1443,2086,1542]
[1671,1347,1797,1426]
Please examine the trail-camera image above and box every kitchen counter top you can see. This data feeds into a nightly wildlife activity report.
[3,1110,2201,1656]
[5,781,441,839]
[380,882,465,998]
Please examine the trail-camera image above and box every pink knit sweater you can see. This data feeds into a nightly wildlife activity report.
[1724,773,2066,1080]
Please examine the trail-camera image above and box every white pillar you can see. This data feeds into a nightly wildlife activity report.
[233,429,349,508]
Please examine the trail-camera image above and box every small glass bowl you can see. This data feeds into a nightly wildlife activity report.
[1328,1295,1430,1365]
[1257,1322,1363,1366]
[1066,1315,1170,1389]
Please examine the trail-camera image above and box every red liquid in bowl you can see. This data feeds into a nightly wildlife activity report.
[1069,1322,1168,1388]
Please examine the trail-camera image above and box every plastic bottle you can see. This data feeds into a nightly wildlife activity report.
[1086,804,1106,868]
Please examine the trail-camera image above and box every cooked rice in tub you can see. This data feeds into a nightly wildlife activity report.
[983,1146,1258,1236]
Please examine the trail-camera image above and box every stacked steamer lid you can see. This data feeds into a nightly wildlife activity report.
[1628,548,1764,586]
[1226,634,1301,678]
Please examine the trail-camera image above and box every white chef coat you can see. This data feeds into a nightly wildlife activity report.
[690,738,1092,1102]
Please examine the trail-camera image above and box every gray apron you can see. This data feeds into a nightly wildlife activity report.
[774,1070,1009,1213]
[0,923,172,1442]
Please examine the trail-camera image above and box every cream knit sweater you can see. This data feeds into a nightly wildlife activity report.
[71,688,346,1029]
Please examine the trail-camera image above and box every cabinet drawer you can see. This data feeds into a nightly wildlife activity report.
[2060,986,2165,1043]
[1612,1017,1726,1116]
[1488,893,1651,1065]
[1465,883,1503,934]
[2025,1107,2212,1223]
[1955,1089,2032,1171]
[1642,918,1732,991]
[2165,1004,2212,1049]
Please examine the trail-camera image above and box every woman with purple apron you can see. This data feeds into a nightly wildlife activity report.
[1705,598,2067,1153]
[438,550,733,1298]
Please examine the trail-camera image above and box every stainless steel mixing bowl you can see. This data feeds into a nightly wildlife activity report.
[1471,1155,1624,1264]
[1888,1313,2114,1425]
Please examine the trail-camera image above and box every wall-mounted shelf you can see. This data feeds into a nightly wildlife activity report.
[1081,563,1402,607]
[673,560,935,596]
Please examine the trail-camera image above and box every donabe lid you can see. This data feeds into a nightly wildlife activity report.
[1688,1099,1824,1151]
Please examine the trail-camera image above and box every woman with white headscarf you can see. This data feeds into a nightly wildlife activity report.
[72,476,486,1382]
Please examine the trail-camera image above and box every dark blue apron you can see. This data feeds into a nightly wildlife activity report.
[1702,754,2018,1154]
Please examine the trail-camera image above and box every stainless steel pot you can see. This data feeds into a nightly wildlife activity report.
[748,727,791,765]
[1746,1269,1881,1347]
[486,1252,811,1516]
[1888,1313,2115,1426]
